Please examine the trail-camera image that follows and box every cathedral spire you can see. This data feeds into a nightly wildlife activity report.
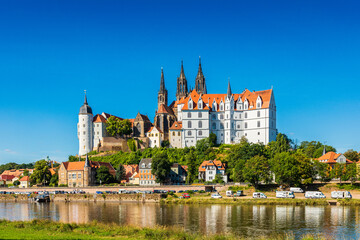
[160,67,165,92]
[84,90,88,104]
[195,56,206,94]
[158,67,168,109]
[227,80,232,99]
[176,60,188,101]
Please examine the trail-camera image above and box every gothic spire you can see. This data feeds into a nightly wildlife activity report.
[195,56,206,94]
[227,80,232,99]
[180,60,185,78]
[197,56,203,78]
[159,67,165,92]
[84,90,88,104]
[85,154,90,167]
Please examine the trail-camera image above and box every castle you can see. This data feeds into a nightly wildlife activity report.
[78,58,277,155]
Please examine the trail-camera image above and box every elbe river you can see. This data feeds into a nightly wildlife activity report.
[1,202,359,239]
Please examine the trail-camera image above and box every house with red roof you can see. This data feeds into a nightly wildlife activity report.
[122,164,139,183]
[169,121,182,148]
[146,126,164,148]
[316,151,353,169]
[198,160,227,183]
[19,176,30,188]
[0,175,16,185]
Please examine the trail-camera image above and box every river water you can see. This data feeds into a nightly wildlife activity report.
[1,202,359,239]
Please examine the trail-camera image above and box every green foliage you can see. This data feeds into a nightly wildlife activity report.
[213,174,224,184]
[345,163,358,184]
[0,162,34,175]
[13,180,20,186]
[49,173,58,187]
[152,152,171,184]
[22,169,30,177]
[96,166,114,184]
[185,150,198,184]
[68,155,78,162]
[161,140,170,148]
[242,155,271,188]
[298,141,336,158]
[116,164,126,182]
[106,116,133,137]
[313,161,332,183]
[127,139,137,152]
[344,149,359,162]
[267,133,291,157]
[30,160,51,185]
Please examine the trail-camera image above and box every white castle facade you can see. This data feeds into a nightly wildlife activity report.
[77,59,277,155]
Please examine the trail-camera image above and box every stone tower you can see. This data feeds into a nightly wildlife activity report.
[83,154,91,187]
[78,91,93,156]
[176,61,188,101]
[195,57,207,94]
[158,68,168,109]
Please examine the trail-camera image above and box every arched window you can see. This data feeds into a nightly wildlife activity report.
[199,130,202,136]
[212,114,216,120]
[188,121,192,128]
[198,121,202,128]
[220,114,224,119]
[220,123,224,129]
[172,132,175,136]
[257,111,260,117]
[187,112,191,118]
[220,105,224,111]
[257,121,260,127]
[245,123,248,129]
[198,112,202,118]
[245,113,247,118]
[226,123,228,128]
[188,131,192,136]
[212,123,216,129]
[198,102,202,109]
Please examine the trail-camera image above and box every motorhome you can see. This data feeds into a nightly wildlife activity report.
[331,191,352,199]
[290,187,304,193]
[305,191,326,199]
[253,192,267,199]
[276,191,295,198]
[226,190,234,197]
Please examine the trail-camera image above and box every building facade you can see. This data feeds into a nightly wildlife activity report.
[198,160,227,183]
[146,126,164,148]
[139,158,159,186]
[169,121,182,148]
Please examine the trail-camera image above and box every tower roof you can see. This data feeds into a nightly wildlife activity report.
[159,67,166,92]
[227,80,232,99]
[79,91,93,114]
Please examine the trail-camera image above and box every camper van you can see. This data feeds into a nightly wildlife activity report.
[290,187,304,193]
[331,191,352,199]
[276,191,295,198]
[253,192,267,199]
[226,190,234,197]
[305,191,326,199]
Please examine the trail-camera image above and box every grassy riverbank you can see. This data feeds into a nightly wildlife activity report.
[0,219,326,240]
[161,197,330,206]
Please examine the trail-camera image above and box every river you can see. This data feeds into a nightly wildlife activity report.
[1,202,359,239]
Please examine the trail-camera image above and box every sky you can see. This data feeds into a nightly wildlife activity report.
[0,0,359,164]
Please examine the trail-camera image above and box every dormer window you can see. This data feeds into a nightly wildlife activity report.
[212,102,217,111]
[220,101,224,111]
[188,101,193,109]
[256,96,262,108]
[244,99,249,110]
[198,99,203,109]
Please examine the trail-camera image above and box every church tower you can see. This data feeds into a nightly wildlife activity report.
[176,61,188,101]
[195,57,207,94]
[78,91,93,156]
[158,68,168,109]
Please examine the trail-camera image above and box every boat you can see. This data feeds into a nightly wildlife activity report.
[35,194,50,202]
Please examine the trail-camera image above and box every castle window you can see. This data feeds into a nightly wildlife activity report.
[245,123,248,128]
[258,132,260,135]
[212,114,216,120]
[226,123,228,128]
[198,121,202,128]
[97,132,99,135]
[220,123,224,129]
[83,131,85,135]
[237,124,240,129]
[187,112,191,118]
[220,114,224,120]
[199,130,202,136]
[198,103,202,109]
[220,105,224,111]
[257,121,260,127]
[172,132,175,136]
[83,124,85,127]
[155,133,158,137]
[245,113,247,118]
[178,132,180,136]
[212,123,216,129]
[198,112,202,118]
[188,131,192,136]
[257,111,260,117]
[188,121,192,128]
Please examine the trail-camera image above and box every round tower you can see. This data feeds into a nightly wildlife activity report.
[78,91,93,156]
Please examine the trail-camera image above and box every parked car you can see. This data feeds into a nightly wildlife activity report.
[305,191,326,199]
[182,193,190,199]
[236,191,243,197]
[252,192,267,199]
[226,190,234,197]
[211,193,222,199]
[178,190,184,193]
[276,191,295,198]
[290,187,304,193]
[331,191,352,199]
[96,191,104,194]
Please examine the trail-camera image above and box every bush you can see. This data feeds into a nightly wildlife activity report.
[127,139,137,152]
[59,184,68,187]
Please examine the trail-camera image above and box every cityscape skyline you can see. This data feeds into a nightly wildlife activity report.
[1,0,360,164]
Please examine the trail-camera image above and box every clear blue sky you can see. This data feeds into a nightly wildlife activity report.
[0,0,359,164]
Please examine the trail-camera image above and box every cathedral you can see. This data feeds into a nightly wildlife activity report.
[78,58,277,155]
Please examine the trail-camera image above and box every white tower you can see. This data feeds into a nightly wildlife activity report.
[78,91,93,156]
[224,81,233,144]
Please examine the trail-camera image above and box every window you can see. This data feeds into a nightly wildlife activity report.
[245,133,247,136]
[220,123,224,129]
[209,176,213,180]
[245,123,248,129]
[258,132,260,135]
[189,102,192,109]
[198,103,202,109]
[198,112,202,118]
[231,123,234,129]
[83,131,85,135]
[187,112,191,118]
[226,123,228,128]
[209,171,212,174]
[212,114,216,120]
[257,111,260,117]
[188,121,192,128]
[212,123,216,129]
[155,133,158,137]
[178,132,180,136]
[172,132,175,136]
[245,113,247,118]
[83,124,85,127]
[97,132,99,135]
[188,131,192,136]
[220,114,224,119]
[198,121,202,128]
[226,114,229,118]
[237,125,240,129]
[220,105,224,111]
[257,121,260,127]
[72,173,76,179]
[68,174,72,179]
[199,130,202,136]
[78,173,81,178]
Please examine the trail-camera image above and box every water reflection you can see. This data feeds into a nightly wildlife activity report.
[0,202,359,239]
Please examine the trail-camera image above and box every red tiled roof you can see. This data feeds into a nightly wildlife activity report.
[157,104,175,115]
[198,160,225,172]
[63,161,116,175]
[20,176,30,181]
[0,175,15,181]
[170,121,182,130]
[147,126,163,134]
[317,152,353,164]
[93,114,107,123]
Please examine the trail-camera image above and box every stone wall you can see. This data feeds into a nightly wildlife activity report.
[99,137,129,152]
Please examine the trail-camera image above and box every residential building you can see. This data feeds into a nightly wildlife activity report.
[316,151,353,169]
[169,163,187,184]
[1,169,33,178]
[139,158,159,186]
[146,126,164,148]
[129,172,140,185]
[198,160,227,183]
[122,164,139,183]
[169,121,182,148]
[19,176,30,188]
[0,175,15,185]
[58,155,116,187]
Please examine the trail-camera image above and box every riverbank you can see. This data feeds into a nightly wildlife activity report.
[0,219,326,240]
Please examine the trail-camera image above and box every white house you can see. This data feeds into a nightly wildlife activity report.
[19,176,30,188]
[146,126,164,148]
[198,160,227,183]
[169,121,182,148]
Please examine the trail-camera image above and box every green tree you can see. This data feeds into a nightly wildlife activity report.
[313,161,332,183]
[344,163,358,185]
[116,164,126,183]
[161,140,170,148]
[50,173,58,186]
[331,163,346,183]
[242,155,271,189]
[185,150,197,184]
[213,174,224,184]
[22,169,30,177]
[106,117,133,138]
[68,155,78,162]
[30,160,51,185]
[267,133,291,157]
[13,180,20,186]
[96,166,114,184]
[151,152,171,184]
[344,149,359,162]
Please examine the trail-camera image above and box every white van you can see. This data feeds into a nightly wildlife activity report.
[290,187,304,193]
[305,191,326,199]
[226,190,234,197]
[276,191,295,198]
[253,192,267,199]
[331,191,352,199]
[118,189,126,194]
